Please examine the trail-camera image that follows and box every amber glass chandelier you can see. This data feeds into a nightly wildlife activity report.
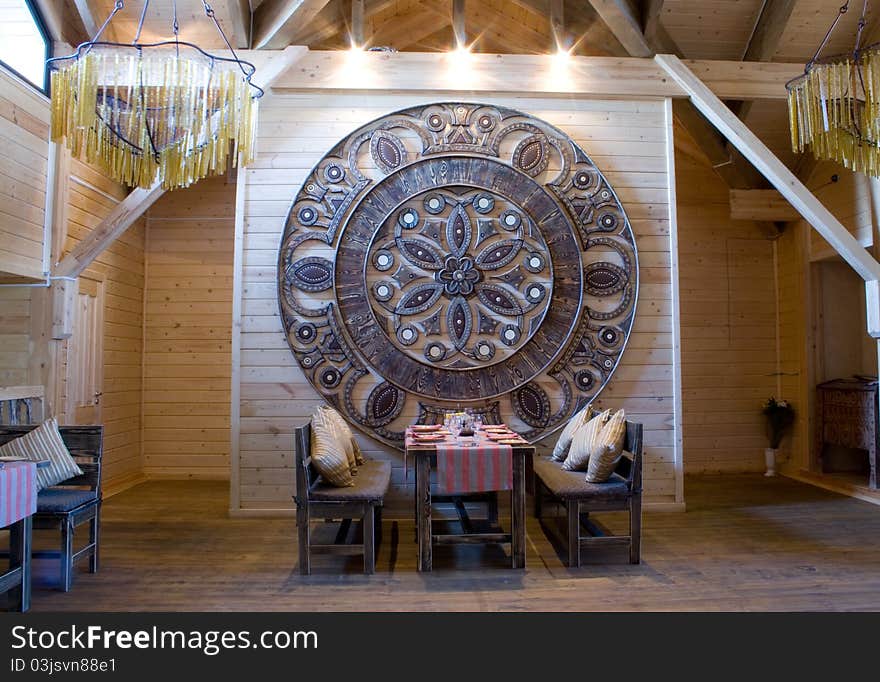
[48,0,263,190]
[787,0,880,177]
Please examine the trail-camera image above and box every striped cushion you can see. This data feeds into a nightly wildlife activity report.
[586,409,627,483]
[550,404,591,461]
[0,418,83,490]
[320,406,364,471]
[562,409,612,471]
[310,409,354,487]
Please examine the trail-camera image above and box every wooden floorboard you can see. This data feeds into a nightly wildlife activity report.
[6,474,880,611]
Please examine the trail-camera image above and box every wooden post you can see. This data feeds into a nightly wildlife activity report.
[51,278,77,340]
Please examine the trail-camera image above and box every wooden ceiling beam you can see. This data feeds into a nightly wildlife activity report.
[225,0,253,48]
[252,0,334,49]
[641,0,664,40]
[71,0,99,39]
[585,0,652,57]
[453,0,466,48]
[32,0,90,47]
[729,0,797,120]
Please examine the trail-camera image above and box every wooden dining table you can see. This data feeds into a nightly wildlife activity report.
[405,425,534,572]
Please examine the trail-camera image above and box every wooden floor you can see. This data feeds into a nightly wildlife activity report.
[11,474,880,611]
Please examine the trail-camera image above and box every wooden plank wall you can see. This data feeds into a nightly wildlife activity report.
[234,93,681,514]
[142,176,235,480]
[775,219,810,473]
[0,67,48,280]
[58,158,146,493]
[808,161,873,260]
[0,287,31,384]
[674,121,778,474]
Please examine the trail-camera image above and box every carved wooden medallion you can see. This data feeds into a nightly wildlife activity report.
[278,102,639,448]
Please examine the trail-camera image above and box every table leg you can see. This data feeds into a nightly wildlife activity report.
[9,516,32,612]
[512,450,526,569]
[417,454,432,572]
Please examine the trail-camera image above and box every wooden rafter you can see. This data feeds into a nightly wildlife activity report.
[225,0,253,48]
[252,0,334,49]
[642,0,664,39]
[657,54,880,285]
[32,0,89,46]
[586,0,652,57]
[730,0,796,120]
[55,181,165,279]
[71,0,99,39]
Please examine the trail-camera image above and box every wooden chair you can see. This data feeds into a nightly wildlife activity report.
[0,425,102,591]
[294,422,391,575]
[533,420,642,567]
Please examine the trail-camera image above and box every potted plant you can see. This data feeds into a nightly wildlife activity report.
[761,397,795,476]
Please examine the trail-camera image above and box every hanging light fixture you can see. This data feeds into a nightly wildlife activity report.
[787,0,880,177]
[47,0,263,190]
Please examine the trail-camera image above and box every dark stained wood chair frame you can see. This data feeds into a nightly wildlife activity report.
[534,420,643,567]
[294,423,385,575]
[0,425,103,592]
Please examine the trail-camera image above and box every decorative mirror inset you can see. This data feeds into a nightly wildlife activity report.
[278,102,638,448]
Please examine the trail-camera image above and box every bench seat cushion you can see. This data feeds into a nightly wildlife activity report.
[36,489,98,513]
[311,460,391,502]
[534,456,629,498]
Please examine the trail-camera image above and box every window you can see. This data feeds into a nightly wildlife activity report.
[0,0,50,92]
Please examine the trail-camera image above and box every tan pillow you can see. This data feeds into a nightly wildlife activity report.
[0,417,83,490]
[562,409,611,471]
[585,409,627,483]
[310,409,354,487]
[318,406,360,473]
[550,404,592,461]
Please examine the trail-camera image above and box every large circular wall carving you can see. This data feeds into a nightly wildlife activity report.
[278,102,638,448]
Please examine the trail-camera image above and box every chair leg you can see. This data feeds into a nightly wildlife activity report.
[297,504,311,576]
[363,505,375,574]
[629,494,642,564]
[60,518,74,592]
[567,500,580,568]
[88,506,100,573]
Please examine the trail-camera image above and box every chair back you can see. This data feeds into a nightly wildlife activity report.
[0,425,103,496]
[294,422,318,506]
[614,420,643,493]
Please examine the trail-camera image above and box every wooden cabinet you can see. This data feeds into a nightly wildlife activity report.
[816,379,879,489]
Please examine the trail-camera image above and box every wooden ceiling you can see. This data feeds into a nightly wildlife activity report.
[45,1,877,60]
[36,1,880,179]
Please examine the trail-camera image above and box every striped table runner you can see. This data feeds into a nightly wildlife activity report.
[0,461,37,528]
[434,438,513,494]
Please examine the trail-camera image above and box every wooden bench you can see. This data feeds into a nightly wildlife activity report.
[294,422,391,575]
[533,420,643,567]
[0,425,103,591]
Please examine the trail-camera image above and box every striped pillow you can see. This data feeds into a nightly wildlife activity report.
[585,409,627,483]
[310,409,354,487]
[550,404,591,461]
[320,406,365,471]
[0,418,83,490]
[562,409,612,471]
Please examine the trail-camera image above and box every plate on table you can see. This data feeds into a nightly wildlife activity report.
[486,432,514,440]
[413,433,447,442]
[411,424,442,431]
[497,438,527,445]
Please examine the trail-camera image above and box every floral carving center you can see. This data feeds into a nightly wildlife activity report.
[436,256,481,297]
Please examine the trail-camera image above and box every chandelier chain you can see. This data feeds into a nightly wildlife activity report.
[202,0,250,78]
[133,0,150,44]
[808,1,851,71]
[93,1,125,43]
